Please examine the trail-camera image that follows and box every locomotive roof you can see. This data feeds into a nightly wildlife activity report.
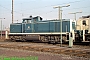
[40,19,71,22]
[22,16,42,20]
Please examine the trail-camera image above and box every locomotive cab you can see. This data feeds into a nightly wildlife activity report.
[22,16,43,23]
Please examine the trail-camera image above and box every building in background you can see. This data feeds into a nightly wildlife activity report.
[0,27,9,40]
[76,15,90,30]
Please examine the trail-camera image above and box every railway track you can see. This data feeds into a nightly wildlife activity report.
[0,41,90,58]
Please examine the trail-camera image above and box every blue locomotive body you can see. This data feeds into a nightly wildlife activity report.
[9,16,76,43]
[10,16,75,33]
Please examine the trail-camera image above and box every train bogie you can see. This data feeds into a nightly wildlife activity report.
[9,32,69,43]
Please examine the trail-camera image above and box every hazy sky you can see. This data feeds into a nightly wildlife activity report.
[0,0,90,29]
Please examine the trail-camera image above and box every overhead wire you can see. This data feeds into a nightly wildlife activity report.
[20,0,85,11]
[0,0,89,16]
[40,6,90,15]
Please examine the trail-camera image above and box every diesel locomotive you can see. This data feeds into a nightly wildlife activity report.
[8,16,90,43]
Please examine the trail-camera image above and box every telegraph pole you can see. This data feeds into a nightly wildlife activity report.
[0,18,5,39]
[1,20,2,39]
[68,11,82,47]
[53,4,70,47]
[58,6,60,20]
[69,11,82,20]
[12,0,13,23]
[69,11,82,30]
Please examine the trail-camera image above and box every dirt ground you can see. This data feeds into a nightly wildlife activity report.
[0,48,89,60]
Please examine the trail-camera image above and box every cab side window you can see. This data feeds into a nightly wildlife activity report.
[82,20,86,26]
